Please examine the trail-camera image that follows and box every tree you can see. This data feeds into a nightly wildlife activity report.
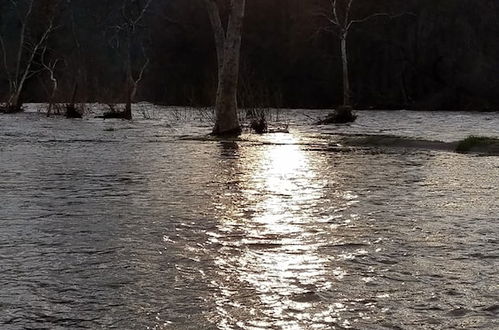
[120,0,152,120]
[319,0,401,122]
[0,0,59,112]
[40,46,60,117]
[204,0,246,136]
[106,0,152,120]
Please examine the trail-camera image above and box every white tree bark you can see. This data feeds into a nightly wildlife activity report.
[14,20,55,104]
[340,32,350,106]
[207,0,246,136]
[44,64,59,116]
[14,0,34,90]
[324,0,393,108]
[203,0,225,79]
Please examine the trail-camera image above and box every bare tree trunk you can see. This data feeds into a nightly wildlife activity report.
[124,55,133,120]
[65,82,82,118]
[124,77,137,120]
[204,0,225,79]
[9,92,22,111]
[124,53,148,121]
[124,86,133,120]
[47,76,57,117]
[14,0,34,88]
[212,0,246,136]
[7,0,34,111]
[340,32,351,106]
[70,82,78,106]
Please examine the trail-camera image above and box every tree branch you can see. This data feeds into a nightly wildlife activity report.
[14,0,34,85]
[331,0,339,26]
[347,12,416,31]
[132,0,153,27]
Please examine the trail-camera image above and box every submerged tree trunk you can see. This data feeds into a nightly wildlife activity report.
[6,92,23,112]
[326,29,355,123]
[124,54,148,121]
[209,0,246,136]
[124,34,134,121]
[45,59,59,117]
[66,82,82,118]
[124,98,132,120]
[47,79,57,117]
[70,82,78,107]
[124,81,136,121]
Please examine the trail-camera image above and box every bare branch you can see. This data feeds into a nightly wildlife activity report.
[345,0,354,26]
[0,34,12,85]
[132,0,153,27]
[25,68,44,80]
[331,0,339,26]
[14,0,34,84]
[16,19,56,95]
[347,12,416,31]
[135,57,150,85]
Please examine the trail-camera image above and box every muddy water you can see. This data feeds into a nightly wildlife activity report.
[0,106,498,329]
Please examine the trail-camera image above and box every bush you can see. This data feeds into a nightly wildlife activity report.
[318,105,357,124]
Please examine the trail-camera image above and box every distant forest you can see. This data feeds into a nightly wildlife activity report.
[0,0,498,110]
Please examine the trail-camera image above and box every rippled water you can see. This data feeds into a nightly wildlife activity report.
[1,106,498,329]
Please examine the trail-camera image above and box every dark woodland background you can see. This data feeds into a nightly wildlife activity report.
[1,0,498,110]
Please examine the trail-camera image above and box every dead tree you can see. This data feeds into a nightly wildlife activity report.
[40,47,60,117]
[319,0,403,122]
[65,0,82,114]
[204,0,246,136]
[125,47,150,120]
[106,0,152,120]
[0,0,58,113]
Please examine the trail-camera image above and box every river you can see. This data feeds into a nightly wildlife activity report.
[0,105,498,329]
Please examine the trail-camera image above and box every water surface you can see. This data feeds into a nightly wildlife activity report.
[1,106,498,329]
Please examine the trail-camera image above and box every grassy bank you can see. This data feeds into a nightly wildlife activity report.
[338,135,499,156]
[455,136,499,154]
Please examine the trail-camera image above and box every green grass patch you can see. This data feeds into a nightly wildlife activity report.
[456,136,499,153]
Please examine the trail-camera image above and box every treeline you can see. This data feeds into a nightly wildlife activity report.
[0,0,498,110]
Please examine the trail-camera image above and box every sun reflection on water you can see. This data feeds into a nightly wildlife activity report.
[210,133,350,329]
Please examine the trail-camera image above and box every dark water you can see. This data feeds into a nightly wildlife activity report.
[1,106,498,329]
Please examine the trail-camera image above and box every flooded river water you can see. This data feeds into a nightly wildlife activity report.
[0,106,498,329]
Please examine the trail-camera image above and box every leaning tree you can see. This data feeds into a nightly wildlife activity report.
[204,0,246,136]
